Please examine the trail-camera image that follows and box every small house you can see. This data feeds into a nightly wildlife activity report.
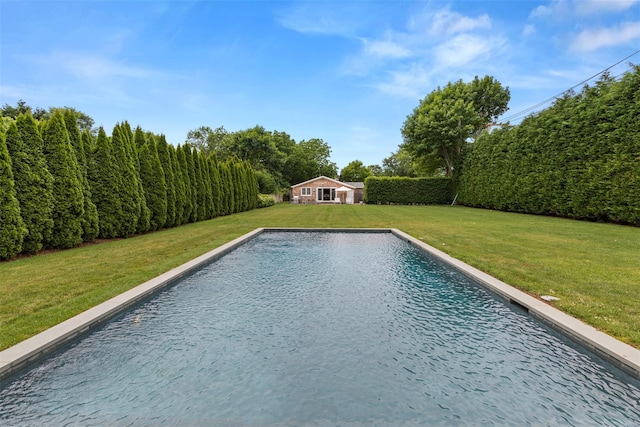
[290,176,364,204]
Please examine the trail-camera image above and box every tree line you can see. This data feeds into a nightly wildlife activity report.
[185,125,338,192]
[457,67,640,225]
[1,109,258,260]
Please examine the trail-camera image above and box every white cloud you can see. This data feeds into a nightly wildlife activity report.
[570,21,640,51]
[361,38,412,59]
[430,10,492,36]
[21,50,166,82]
[575,0,640,14]
[434,34,504,69]
[275,3,358,36]
[529,0,570,19]
[374,64,435,99]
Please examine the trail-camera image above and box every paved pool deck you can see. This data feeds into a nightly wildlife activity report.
[1,227,639,381]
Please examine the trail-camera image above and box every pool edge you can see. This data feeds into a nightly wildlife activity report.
[390,228,640,380]
[0,228,266,381]
[2,227,639,382]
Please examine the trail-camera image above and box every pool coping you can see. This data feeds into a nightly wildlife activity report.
[1,227,639,381]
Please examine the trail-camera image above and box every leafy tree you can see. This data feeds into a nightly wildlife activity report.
[282,138,337,184]
[255,169,277,193]
[52,107,95,134]
[88,127,122,238]
[339,160,372,182]
[63,110,98,242]
[41,111,84,248]
[226,125,286,182]
[0,122,27,259]
[185,125,231,156]
[402,75,509,177]
[11,113,54,253]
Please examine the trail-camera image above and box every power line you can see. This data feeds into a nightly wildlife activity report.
[501,48,640,124]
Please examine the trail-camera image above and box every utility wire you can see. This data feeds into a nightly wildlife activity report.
[501,48,640,124]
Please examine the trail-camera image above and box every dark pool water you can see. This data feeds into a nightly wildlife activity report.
[1,232,639,426]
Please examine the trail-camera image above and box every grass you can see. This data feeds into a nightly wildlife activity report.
[1,203,639,350]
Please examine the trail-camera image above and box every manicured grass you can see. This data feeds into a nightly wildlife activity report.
[1,203,639,350]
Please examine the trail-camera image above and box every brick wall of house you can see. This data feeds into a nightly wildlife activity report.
[291,177,348,204]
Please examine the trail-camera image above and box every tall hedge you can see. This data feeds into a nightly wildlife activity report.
[138,138,167,231]
[156,135,177,227]
[170,146,186,226]
[0,122,27,259]
[10,114,54,253]
[41,111,84,249]
[88,127,122,239]
[64,110,99,242]
[177,145,193,223]
[458,67,640,225]
[364,176,454,204]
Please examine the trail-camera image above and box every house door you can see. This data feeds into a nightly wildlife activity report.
[317,188,336,201]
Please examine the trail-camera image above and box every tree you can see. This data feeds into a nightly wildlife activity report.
[138,136,167,231]
[185,125,231,156]
[111,124,141,237]
[11,113,55,253]
[0,122,27,259]
[156,135,177,227]
[63,110,98,242]
[282,138,337,184]
[41,111,84,248]
[88,127,122,238]
[339,160,372,182]
[401,75,510,177]
[175,145,193,223]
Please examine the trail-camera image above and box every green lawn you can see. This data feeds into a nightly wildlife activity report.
[1,203,639,350]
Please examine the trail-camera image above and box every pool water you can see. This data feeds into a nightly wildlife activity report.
[1,232,639,426]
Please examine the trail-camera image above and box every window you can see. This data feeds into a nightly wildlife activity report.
[301,187,311,196]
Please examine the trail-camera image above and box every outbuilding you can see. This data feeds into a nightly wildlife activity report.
[290,176,364,204]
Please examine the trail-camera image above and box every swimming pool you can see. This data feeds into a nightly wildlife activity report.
[1,231,639,425]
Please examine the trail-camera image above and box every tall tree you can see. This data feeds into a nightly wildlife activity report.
[170,146,186,226]
[156,135,176,227]
[177,145,193,223]
[63,110,98,242]
[208,155,222,217]
[138,137,167,231]
[401,75,510,177]
[41,111,84,248]
[11,113,54,253]
[339,160,372,182]
[111,124,140,237]
[0,122,27,259]
[283,138,337,184]
[185,145,199,223]
[88,127,121,238]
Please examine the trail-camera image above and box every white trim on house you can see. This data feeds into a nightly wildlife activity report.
[291,175,355,190]
[316,187,337,202]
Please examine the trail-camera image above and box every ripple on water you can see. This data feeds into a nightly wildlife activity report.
[1,232,640,426]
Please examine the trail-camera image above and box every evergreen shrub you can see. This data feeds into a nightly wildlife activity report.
[364,176,453,205]
[257,194,276,208]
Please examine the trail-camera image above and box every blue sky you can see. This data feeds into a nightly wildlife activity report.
[1,1,639,170]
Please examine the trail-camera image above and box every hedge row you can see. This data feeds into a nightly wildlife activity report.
[0,112,259,260]
[457,66,640,225]
[364,176,453,205]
